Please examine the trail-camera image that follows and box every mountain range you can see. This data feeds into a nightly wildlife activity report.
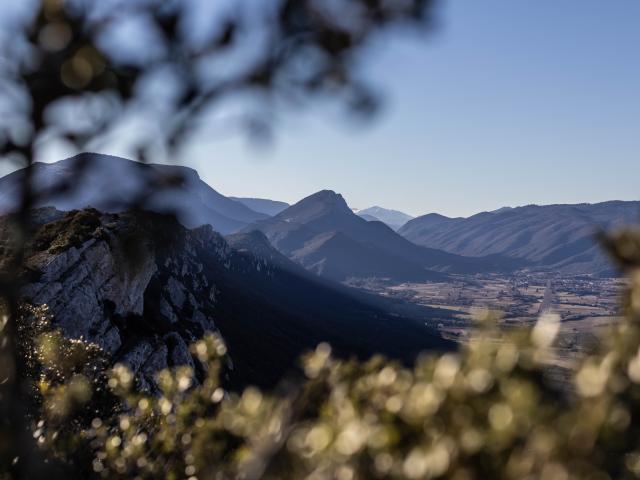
[399,202,640,276]
[245,190,525,281]
[1,153,637,279]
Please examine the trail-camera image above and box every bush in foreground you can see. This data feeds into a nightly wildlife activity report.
[2,228,640,479]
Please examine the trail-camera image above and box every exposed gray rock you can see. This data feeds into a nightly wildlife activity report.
[166,276,187,309]
[14,209,223,389]
[142,344,169,376]
[23,232,157,348]
[164,332,194,369]
[121,341,155,375]
[191,310,210,331]
[159,297,179,324]
[131,343,171,393]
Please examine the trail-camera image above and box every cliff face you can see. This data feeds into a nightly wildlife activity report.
[13,209,227,392]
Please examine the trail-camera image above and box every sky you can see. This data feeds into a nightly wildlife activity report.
[7,0,640,218]
[183,0,640,217]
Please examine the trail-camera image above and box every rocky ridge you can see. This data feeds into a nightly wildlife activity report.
[11,209,229,392]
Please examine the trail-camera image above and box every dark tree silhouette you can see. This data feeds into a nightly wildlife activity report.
[0,1,437,477]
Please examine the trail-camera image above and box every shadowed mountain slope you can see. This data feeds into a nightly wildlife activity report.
[287,231,439,282]
[225,230,451,321]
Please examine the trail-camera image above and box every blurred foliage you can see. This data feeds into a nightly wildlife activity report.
[2,1,640,479]
[0,0,438,167]
[0,228,639,479]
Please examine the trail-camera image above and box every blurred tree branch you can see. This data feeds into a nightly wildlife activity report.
[0,0,438,477]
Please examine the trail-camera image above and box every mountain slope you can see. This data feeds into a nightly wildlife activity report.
[399,201,640,275]
[0,153,268,234]
[358,213,379,222]
[357,206,414,231]
[229,197,290,216]
[225,230,450,321]
[287,231,439,282]
[247,190,525,281]
[4,208,453,389]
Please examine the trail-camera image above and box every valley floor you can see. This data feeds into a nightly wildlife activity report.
[348,272,627,367]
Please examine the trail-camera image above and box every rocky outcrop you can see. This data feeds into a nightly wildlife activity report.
[13,209,226,392]
[23,237,156,351]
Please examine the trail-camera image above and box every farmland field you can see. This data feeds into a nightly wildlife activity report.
[349,273,627,366]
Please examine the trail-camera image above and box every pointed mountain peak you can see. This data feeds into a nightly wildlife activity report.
[276,190,352,221]
[302,190,351,211]
[263,190,353,229]
[305,189,348,204]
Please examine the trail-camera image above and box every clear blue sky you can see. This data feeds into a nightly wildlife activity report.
[32,1,640,217]
[180,0,640,217]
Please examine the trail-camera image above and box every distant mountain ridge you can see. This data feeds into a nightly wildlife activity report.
[0,153,268,234]
[399,201,640,276]
[356,206,414,231]
[2,154,634,279]
[246,190,525,282]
